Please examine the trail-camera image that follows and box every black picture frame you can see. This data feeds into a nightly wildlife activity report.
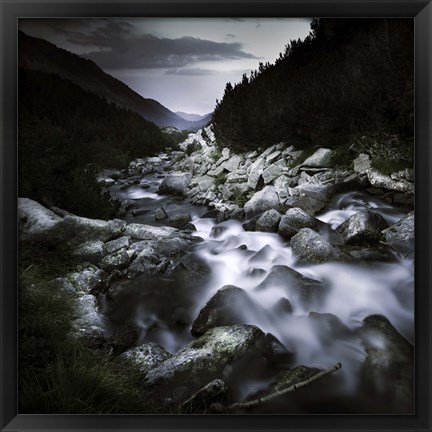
[1,1,431,431]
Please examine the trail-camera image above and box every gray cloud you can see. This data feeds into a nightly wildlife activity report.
[54,20,257,69]
[165,67,218,75]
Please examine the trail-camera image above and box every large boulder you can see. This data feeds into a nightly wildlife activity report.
[158,172,192,196]
[336,210,388,245]
[255,209,282,233]
[125,223,177,240]
[381,213,414,256]
[302,148,334,168]
[358,314,414,412]
[18,198,73,245]
[117,342,172,375]
[254,265,326,307]
[191,286,260,336]
[63,215,126,242]
[144,325,267,403]
[244,186,279,219]
[278,207,325,240]
[285,183,332,216]
[291,228,354,264]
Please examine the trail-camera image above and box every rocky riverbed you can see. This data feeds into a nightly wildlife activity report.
[18,126,414,414]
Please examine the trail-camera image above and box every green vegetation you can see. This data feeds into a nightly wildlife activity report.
[233,190,249,208]
[213,19,413,162]
[18,245,159,414]
[210,148,222,161]
[213,173,227,188]
[19,67,173,219]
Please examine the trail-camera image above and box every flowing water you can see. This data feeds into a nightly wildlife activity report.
[107,161,414,412]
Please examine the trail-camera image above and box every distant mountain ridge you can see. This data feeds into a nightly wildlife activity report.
[175,111,212,122]
[18,31,212,131]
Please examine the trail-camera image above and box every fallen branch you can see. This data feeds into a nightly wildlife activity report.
[214,362,342,413]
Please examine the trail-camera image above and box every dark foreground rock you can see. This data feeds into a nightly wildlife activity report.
[278,207,325,240]
[144,325,267,405]
[358,314,414,412]
[117,342,172,375]
[255,265,327,308]
[158,172,192,196]
[191,286,261,336]
[18,197,74,245]
[336,210,388,245]
[291,228,354,264]
[381,213,414,256]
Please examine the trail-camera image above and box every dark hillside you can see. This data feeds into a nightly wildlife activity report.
[212,19,413,154]
[18,67,169,218]
[19,31,210,131]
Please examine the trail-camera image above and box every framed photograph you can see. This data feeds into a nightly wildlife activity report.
[1,1,431,431]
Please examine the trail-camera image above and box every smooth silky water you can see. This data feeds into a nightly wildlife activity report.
[107,171,414,412]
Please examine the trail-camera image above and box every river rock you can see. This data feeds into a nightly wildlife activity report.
[247,157,265,189]
[63,215,126,242]
[126,249,169,279]
[191,286,260,336]
[158,172,192,196]
[278,207,325,240]
[144,325,267,403]
[285,183,332,216]
[99,249,131,272]
[255,209,282,232]
[255,265,326,307]
[244,186,279,219]
[291,228,354,264]
[72,294,110,349]
[167,214,195,230]
[105,236,131,254]
[308,312,351,339]
[381,213,414,256]
[272,297,294,315]
[336,210,388,245]
[125,223,177,240]
[182,379,229,413]
[302,148,334,168]
[155,206,168,220]
[70,240,106,264]
[118,342,172,375]
[66,265,108,294]
[358,314,413,412]
[18,198,73,245]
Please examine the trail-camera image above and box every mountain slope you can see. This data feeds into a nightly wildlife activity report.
[175,111,210,122]
[18,31,211,130]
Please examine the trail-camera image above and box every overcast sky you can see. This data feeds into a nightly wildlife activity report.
[19,18,312,115]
